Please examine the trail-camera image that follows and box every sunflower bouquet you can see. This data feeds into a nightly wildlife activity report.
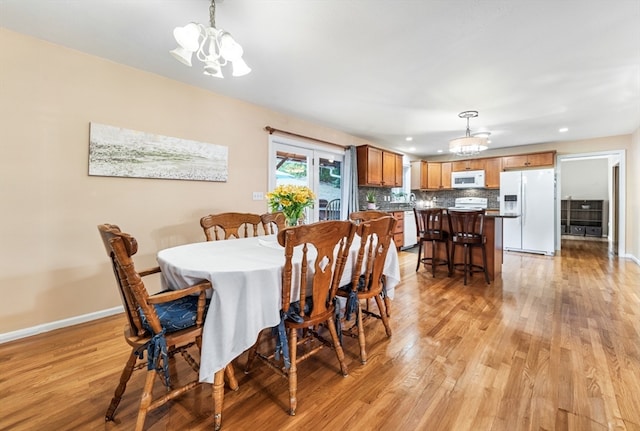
[267,184,316,226]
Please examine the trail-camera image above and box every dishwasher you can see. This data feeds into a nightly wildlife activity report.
[402,210,417,249]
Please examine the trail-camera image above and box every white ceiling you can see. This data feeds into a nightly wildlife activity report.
[1,0,639,157]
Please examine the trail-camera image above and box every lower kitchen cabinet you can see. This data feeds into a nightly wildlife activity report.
[390,211,404,248]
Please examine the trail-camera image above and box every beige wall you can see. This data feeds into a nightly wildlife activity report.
[0,29,373,334]
[1,29,638,335]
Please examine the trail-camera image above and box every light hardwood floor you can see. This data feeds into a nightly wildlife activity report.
[1,240,639,430]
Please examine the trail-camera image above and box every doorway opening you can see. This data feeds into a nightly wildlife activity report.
[556,150,626,257]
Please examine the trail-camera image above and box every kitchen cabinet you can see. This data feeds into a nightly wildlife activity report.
[502,151,555,169]
[382,151,403,187]
[452,159,486,172]
[440,162,452,189]
[426,162,441,189]
[427,162,452,190]
[357,145,403,187]
[411,161,451,190]
[410,160,428,189]
[390,211,404,248]
[484,157,502,188]
[357,145,383,186]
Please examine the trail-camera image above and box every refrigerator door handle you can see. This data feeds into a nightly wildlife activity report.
[522,181,526,226]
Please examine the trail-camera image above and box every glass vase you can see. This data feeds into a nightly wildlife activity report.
[285,215,300,227]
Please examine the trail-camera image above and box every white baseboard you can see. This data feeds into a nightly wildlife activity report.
[626,253,640,266]
[0,306,124,344]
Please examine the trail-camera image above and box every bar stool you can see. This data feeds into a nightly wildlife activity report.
[414,208,451,277]
[448,209,490,285]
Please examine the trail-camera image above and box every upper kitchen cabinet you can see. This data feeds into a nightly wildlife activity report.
[410,161,451,190]
[383,150,403,187]
[357,145,403,187]
[452,159,486,172]
[410,160,428,189]
[502,151,556,170]
[440,162,452,189]
[484,157,502,188]
[427,162,452,190]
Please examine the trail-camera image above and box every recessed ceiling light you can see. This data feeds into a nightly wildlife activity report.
[409,147,416,152]
[437,149,443,153]
[559,127,569,133]
[405,136,413,141]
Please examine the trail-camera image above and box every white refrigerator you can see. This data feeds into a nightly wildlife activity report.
[500,168,555,255]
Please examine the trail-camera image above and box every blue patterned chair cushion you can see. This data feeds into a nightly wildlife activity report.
[139,295,209,334]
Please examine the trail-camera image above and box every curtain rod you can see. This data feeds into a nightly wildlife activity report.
[264,126,346,149]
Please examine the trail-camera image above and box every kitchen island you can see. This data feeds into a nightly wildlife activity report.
[415,209,519,281]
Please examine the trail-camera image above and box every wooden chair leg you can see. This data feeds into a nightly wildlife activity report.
[374,294,392,337]
[225,364,239,390]
[244,332,262,374]
[431,240,437,277]
[383,295,391,317]
[326,317,348,377]
[415,239,423,272]
[213,369,225,431]
[463,245,469,285]
[445,239,452,276]
[451,243,456,279]
[135,370,156,431]
[356,302,367,364]
[105,349,139,421]
[287,326,298,416]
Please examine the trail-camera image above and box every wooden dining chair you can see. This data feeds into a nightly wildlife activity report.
[200,212,262,241]
[336,216,396,364]
[244,220,357,416]
[349,210,389,224]
[260,211,285,235]
[97,224,237,430]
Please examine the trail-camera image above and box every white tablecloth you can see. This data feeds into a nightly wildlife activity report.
[157,234,400,383]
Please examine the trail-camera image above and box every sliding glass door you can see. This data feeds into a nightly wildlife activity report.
[268,135,346,223]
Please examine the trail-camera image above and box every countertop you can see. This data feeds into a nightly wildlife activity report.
[361,206,519,218]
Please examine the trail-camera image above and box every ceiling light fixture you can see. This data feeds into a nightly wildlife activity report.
[449,111,489,156]
[170,0,250,78]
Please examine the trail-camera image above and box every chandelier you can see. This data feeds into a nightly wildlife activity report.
[170,0,251,78]
[449,111,490,156]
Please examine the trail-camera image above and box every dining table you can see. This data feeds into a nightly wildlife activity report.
[156,233,401,384]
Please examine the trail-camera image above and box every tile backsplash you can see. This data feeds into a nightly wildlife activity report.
[358,187,500,210]
[412,188,500,209]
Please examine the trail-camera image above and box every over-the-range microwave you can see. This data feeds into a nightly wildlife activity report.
[452,170,485,188]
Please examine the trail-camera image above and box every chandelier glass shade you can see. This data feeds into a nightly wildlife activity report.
[449,111,489,156]
[170,0,250,78]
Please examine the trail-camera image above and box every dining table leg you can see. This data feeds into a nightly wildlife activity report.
[213,369,225,430]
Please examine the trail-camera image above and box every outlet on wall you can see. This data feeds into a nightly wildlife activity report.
[252,192,264,200]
